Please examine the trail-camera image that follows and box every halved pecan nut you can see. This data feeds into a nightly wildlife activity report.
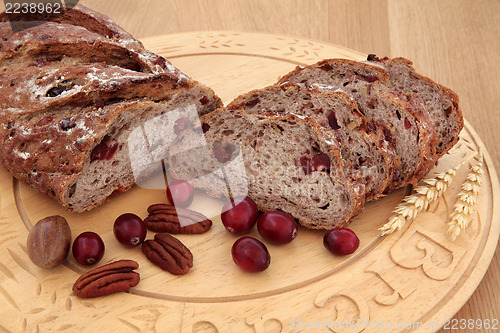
[72,260,140,299]
[145,204,212,234]
[142,233,193,275]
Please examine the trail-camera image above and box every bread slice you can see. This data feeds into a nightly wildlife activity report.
[366,55,463,157]
[0,5,222,212]
[278,58,439,190]
[227,83,393,201]
[168,108,363,230]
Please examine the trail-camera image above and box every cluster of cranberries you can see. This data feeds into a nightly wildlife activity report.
[222,195,360,273]
[70,180,193,266]
[70,178,360,272]
[71,212,147,266]
[221,196,298,272]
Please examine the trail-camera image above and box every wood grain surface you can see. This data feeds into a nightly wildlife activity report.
[0,0,498,331]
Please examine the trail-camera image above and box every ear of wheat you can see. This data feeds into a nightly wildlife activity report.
[379,162,464,236]
[447,154,484,241]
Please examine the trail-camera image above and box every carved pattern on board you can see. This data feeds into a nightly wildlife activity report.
[180,304,231,333]
[366,264,417,306]
[390,220,467,281]
[117,304,167,332]
[246,313,288,333]
[155,31,366,64]
[314,288,370,333]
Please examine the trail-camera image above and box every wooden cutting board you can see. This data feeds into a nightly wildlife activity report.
[0,31,499,333]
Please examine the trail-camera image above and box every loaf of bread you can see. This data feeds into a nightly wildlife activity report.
[366,55,463,158]
[168,57,462,230]
[0,5,222,212]
[227,83,394,201]
[278,58,441,190]
[168,108,363,230]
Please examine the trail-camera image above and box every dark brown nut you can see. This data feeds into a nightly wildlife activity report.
[142,233,193,275]
[27,215,71,269]
[145,204,212,234]
[72,260,140,299]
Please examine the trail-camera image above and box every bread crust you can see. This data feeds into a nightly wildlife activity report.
[278,57,441,191]
[367,56,463,158]
[227,82,393,201]
[0,5,222,212]
[168,107,364,229]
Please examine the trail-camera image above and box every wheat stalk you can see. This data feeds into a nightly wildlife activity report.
[447,154,484,241]
[379,161,467,236]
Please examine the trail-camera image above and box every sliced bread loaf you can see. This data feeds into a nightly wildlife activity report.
[366,55,463,157]
[278,58,439,189]
[168,108,363,230]
[227,83,394,201]
[0,5,222,212]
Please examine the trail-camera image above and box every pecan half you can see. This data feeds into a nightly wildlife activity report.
[145,204,212,234]
[142,233,193,275]
[72,260,140,299]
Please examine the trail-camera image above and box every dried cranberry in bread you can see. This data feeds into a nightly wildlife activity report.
[278,58,439,190]
[366,55,463,157]
[168,108,363,230]
[0,5,222,212]
[227,83,393,201]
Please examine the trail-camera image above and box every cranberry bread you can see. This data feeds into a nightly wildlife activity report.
[168,108,363,230]
[0,5,222,212]
[227,83,394,201]
[278,59,439,190]
[0,3,157,55]
[366,55,463,157]
[0,5,186,76]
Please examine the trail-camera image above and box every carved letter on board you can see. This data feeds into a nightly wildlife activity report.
[314,287,369,333]
[390,215,467,281]
[181,304,231,333]
[366,264,417,306]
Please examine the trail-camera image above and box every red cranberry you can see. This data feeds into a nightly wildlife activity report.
[328,112,341,130]
[362,75,379,83]
[201,123,210,133]
[320,63,333,71]
[245,97,260,107]
[72,232,105,266]
[221,196,258,235]
[90,143,108,161]
[173,117,191,135]
[383,128,393,143]
[151,56,167,68]
[404,118,411,129]
[362,121,376,134]
[300,154,330,174]
[90,142,119,161]
[300,155,312,175]
[212,142,236,163]
[113,213,147,247]
[231,236,270,272]
[36,116,53,127]
[199,96,210,105]
[323,228,359,255]
[257,211,298,244]
[166,180,194,208]
[311,153,330,172]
